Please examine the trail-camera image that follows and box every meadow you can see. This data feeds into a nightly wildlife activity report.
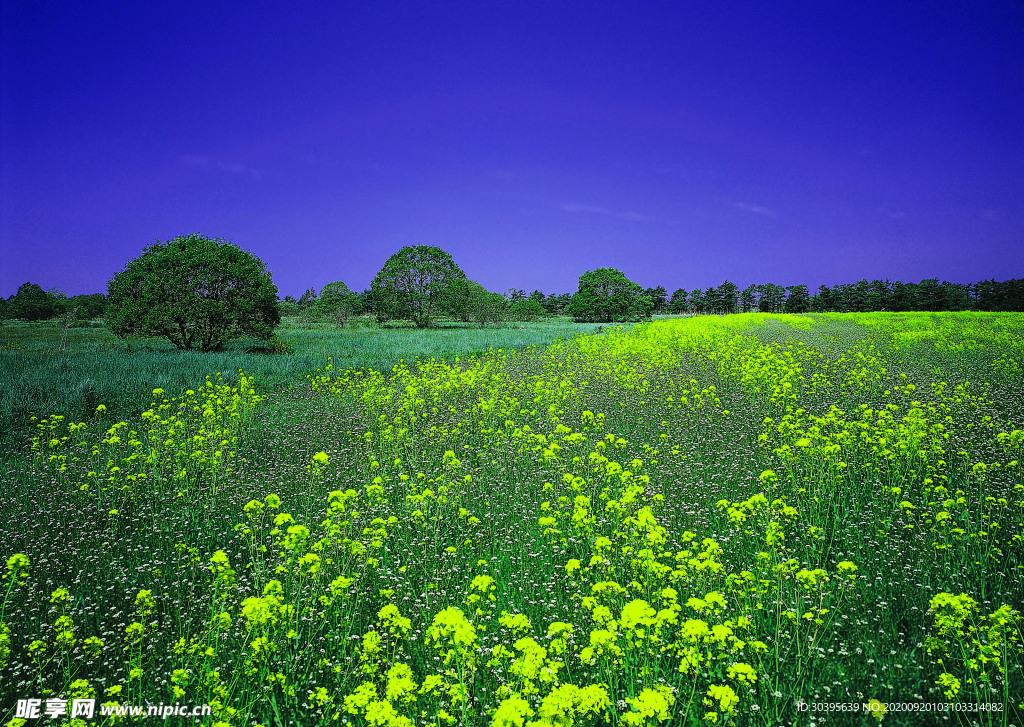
[0,317,602,446]
[0,312,1021,726]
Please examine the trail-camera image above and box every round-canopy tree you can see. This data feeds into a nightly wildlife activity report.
[370,245,467,328]
[106,234,280,351]
[10,282,59,321]
[314,280,363,325]
[566,267,653,323]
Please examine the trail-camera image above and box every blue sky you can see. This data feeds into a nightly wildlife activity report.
[2,1,1021,298]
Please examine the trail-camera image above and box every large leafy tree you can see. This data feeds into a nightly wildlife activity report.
[370,245,468,328]
[565,268,652,323]
[106,233,280,351]
[9,282,59,321]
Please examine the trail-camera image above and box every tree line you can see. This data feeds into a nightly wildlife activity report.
[268,276,1024,323]
[0,283,106,322]
[658,278,1024,315]
[2,235,1022,351]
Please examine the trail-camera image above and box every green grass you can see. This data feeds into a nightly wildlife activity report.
[0,317,602,447]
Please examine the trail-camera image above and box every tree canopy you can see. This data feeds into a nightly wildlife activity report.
[106,233,280,351]
[8,283,59,321]
[565,268,652,323]
[370,246,467,328]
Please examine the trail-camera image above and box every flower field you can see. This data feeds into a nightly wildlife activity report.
[1,312,1022,726]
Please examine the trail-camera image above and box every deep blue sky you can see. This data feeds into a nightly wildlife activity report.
[2,1,1022,298]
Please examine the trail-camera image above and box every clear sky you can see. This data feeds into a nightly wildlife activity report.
[2,1,1022,298]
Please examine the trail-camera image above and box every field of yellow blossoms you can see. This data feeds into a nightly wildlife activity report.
[1,312,1022,726]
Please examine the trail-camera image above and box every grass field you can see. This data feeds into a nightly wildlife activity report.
[1,312,1022,726]
[0,317,602,448]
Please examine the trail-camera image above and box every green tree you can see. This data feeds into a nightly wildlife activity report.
[448,279,476,322]
[811,285,833,312]
[66,293,106,319]
[467,282,509,326]
[705,286,723,314]
[10,282,59,321]
[566,268,652,323]
[106,233,280,351]
[643,286,668,314]
[784,284,810,313]
[717,280,739,314]
[278,296,301,317]
[688,288,706,314]
[314,281,362,325]
[757,284,786,313]
[851,279,872,312]
[370,245,468,328]
[740,284,758,313]
[510,298,545,321]
[48,288,71,316]
[297,287,318,309]
[668,288,688,313]
[539,293,561,315]
[868,279,893,311]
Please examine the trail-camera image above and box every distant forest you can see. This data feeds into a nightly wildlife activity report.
[3,276,1023,324]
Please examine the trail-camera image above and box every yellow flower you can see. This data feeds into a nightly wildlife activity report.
[493,693,534,727]
[703,684,739,715]
[620,599,657,630]
[865,699,887,721]
[427,607,477,647]
[726,662,757,683]
[623,685,675,725]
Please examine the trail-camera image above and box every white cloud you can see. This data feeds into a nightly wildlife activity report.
[560,203,611,214]
[560,203,677,224]
[874,204,906,219]
[180,155,262,179]
[734,201,776,217]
